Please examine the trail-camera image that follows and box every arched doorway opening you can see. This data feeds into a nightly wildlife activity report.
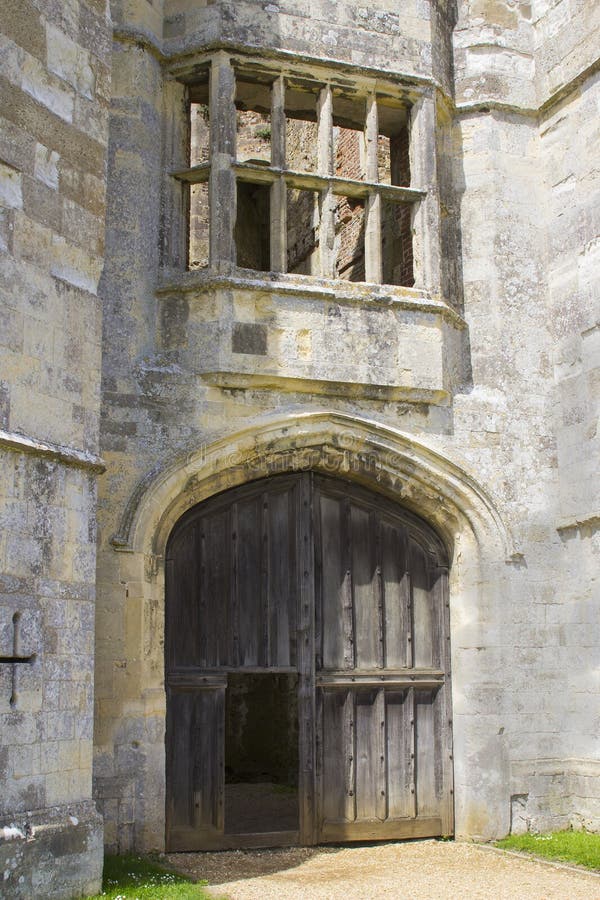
[165,472,453,850]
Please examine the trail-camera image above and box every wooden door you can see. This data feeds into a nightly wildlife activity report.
[165,474,314,850]
[165,473,452,851]
[313,476,453,841]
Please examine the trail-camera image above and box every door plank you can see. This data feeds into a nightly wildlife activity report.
[385,689,415,819]
[319,493,347,669]
[381,521,410,669]
[415,688,440,818]
[203,509,232,667]
[165,527,199,669]
[321,688,354,824]
[411,539,434,669]
[355,688,386,821]
[268,487,294,667]
[297,473,316,845]
[319,816,443,843]
[166,683,225,850]
[237,495,263,666]
[351,504,379,669]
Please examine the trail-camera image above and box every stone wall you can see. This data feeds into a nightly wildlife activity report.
[534,0,600,828]
[91,0,599,854]
[0,0,110,895]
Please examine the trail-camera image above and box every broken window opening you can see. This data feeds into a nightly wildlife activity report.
[377,101,410,186]
[235,181,271,271]
[285,83,320,174]
[188,70,210,168]
[188,181,210,270]
[287,188,320,275]
[178,59,420,287]
[381,197,414,287]
[333,92,366,182]
[235,78,273,165]
[190,102,210,167]
[335,195,365,282]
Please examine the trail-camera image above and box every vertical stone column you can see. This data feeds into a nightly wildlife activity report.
[317,84,335,278]
[364,94,382,284]
[162,78,189,269]
[270,75,287,272]
[209,52,237,271]
[410,92,442,299]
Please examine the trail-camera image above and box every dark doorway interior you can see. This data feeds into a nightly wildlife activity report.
[224,673,299,834]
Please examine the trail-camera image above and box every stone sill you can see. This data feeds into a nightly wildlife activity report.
[200,372,450,404]
[0,428,105,473]
[157,267,466,329]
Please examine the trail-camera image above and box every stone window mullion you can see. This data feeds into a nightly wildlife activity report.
[209,52,237,272]
[409,92,440,298]
[270,75,287,273]
[317,84,335,279]
[364,93,382,284]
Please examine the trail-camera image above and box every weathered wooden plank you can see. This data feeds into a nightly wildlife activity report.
[237,495,263,666]
[320,688,354,825]
[316,672,444,688]
[411,539,433,669]
[381,521,410,669]
[166,684,225,849]
[230,502,240,667]
[385,689,414,819]
[415,689,438,818]
[343,688,357,823]
[165,526,199,669]
[261,492,271,665]
[319,816,442,843]
[204,508,232,667]
[196,686,225,831]
[374,518,385,670]
[355,689,384,821]
[268,486,293,667]
[319,493,347,669]
[166,686,194,841]
[297,473,316,845]
[351,504,379,669]
[435,564,454,835]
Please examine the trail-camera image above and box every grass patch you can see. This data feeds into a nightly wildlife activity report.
[495,830,600,871]
[85,854,217,900]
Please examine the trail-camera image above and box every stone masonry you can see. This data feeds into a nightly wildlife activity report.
[0,0,110,896]
[0,0,598,896]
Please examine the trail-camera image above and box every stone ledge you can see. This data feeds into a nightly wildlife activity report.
[157,268,467,329]
[200,371,450,404]
[0,801,103,900]
[0,429,106,473]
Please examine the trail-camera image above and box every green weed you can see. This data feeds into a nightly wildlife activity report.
[495,829,600,871]
[85,854,217,900]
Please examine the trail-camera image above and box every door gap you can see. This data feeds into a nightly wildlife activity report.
[225,672,299,834]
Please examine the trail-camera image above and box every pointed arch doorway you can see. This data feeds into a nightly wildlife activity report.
[165,472,453,850]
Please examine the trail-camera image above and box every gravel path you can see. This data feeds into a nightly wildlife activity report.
[166,840,600,900]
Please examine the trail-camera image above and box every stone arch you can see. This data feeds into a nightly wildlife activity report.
[113,410,515,561]
[107,411,517,849]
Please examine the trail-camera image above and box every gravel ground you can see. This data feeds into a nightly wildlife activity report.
[166,840,600,900]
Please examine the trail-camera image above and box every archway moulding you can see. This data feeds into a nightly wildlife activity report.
[111,411,517,564]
